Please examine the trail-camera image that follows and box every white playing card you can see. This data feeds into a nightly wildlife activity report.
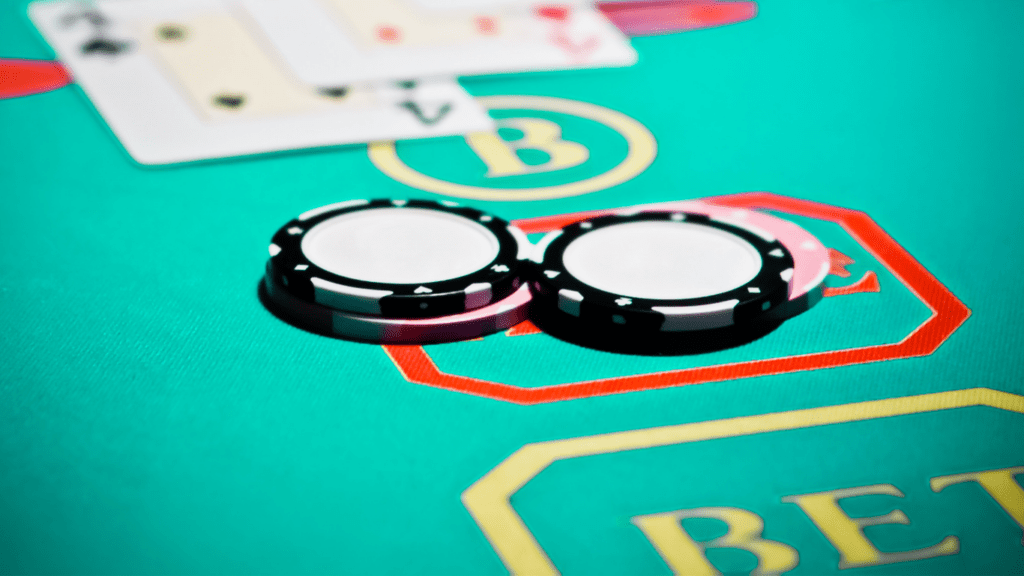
[410,0,587,10]
[240,0,637,87]
[28,0,494,166]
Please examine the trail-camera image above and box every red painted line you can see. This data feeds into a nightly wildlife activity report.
[828,247,855,278]
[386,193,971,405]
[0,58,72,100]
[824,271,880,297]
[599,0,758,36]
[505,320,543,337]
[383,345,513,400]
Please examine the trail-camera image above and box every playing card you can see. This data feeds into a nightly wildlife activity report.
[241,0,638,87]
[410,0,553,9]
[28,0,494,165]
[409,0,590,10]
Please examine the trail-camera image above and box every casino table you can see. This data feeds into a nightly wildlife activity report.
[2,0,1023,574]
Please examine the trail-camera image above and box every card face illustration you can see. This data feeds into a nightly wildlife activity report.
[140,11,343,121]
[28,0,494,165]
[241,0,637,87]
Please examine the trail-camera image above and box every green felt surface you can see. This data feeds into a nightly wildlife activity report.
[2,0,1023,573]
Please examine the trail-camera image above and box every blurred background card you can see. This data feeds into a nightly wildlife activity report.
[240,0,637,86]
[409,0,590,10]
[28,0,494,165]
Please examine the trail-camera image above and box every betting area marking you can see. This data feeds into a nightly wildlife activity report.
[0,58,72,100]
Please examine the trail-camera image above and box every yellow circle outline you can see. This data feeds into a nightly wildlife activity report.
[368,95,658,201]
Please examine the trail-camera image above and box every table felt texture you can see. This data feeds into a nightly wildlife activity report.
[1,0,1023,574]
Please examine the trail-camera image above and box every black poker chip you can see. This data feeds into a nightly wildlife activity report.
[529,308,786,356]
[528,210,795,333]
[267,199,528,318]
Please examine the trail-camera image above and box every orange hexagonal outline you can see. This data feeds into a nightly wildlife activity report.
[382,192,971,404]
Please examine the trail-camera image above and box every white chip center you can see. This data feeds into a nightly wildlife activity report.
[301,208,500,284]
[562,221,763,300]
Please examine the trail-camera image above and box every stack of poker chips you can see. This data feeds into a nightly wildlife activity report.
[262,199,533,344]
[262,198,830,353]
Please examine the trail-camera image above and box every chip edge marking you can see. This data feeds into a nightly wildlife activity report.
[298,199,370,221]
[311,276,391,314]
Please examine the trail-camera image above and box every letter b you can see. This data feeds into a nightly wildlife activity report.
[464,118,589,177]
[631,506,799,575]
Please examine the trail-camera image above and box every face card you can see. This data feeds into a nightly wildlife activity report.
[241,0,638,87]
[28,0,494,165]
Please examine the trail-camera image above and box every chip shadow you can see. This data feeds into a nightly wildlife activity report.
[528,305,785,357]
[258,277,358,342]
[260,276,793,354]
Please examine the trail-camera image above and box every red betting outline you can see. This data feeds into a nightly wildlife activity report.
[382,192,971,404]
[0,59,72,100]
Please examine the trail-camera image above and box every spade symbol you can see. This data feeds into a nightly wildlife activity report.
[319,86,350,99]
[399,101,452,126]
[213,93,246,109]
[60,9,108,28]
[81,37,132,56]
[157,24,187,42]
